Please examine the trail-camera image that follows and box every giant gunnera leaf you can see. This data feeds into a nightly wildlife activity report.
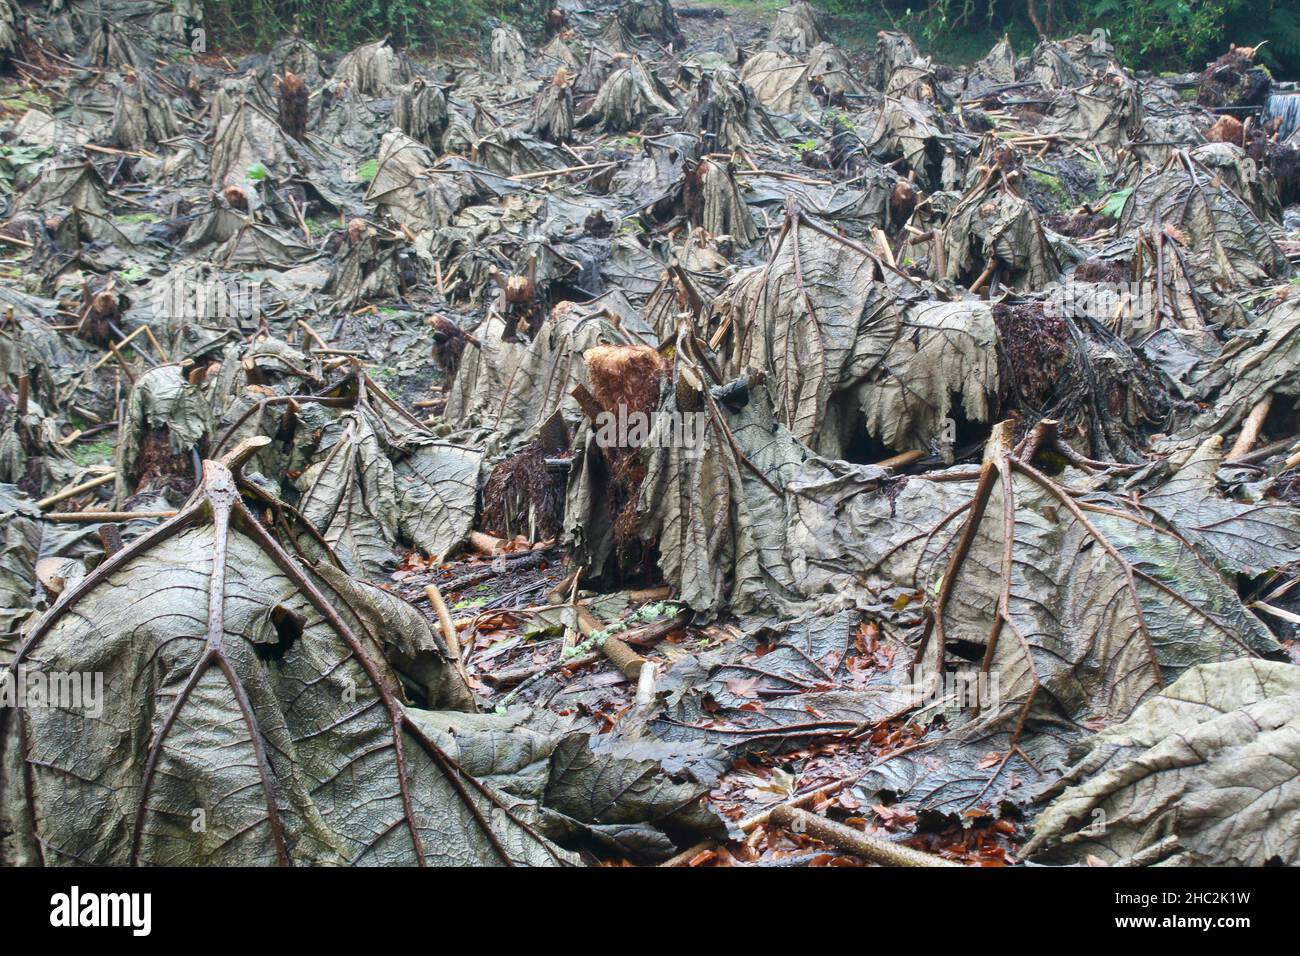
[0,439,571,867]
[856,421,1282,817]
[1025,659,1300,866]
[712,208,901,460]
[295,406,400,580]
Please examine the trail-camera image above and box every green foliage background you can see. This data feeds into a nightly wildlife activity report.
[826,0,1300,75]
[202,0,1300,76]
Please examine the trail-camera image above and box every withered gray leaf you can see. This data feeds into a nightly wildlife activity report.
[1026,659,1300,866]
[0,450,570,866]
